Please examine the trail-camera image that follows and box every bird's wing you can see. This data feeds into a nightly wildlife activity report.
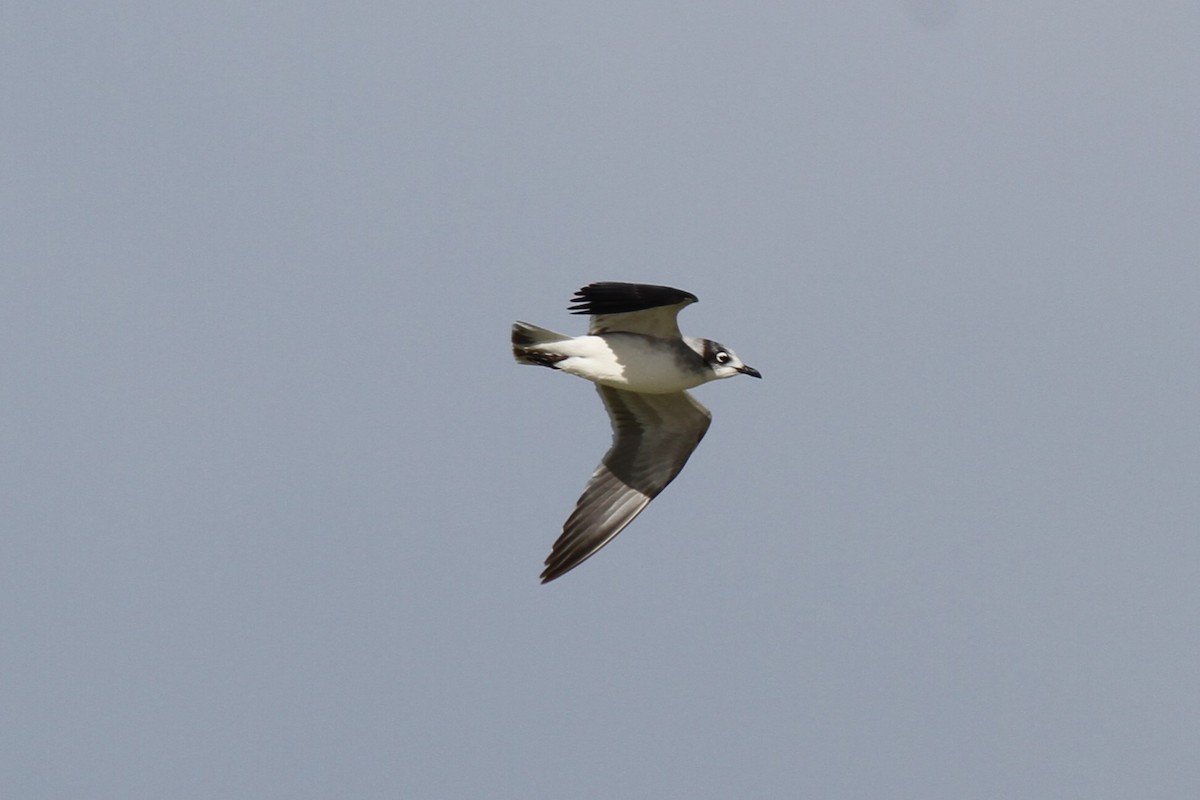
[569,282,698,339]
[541,385,712,583]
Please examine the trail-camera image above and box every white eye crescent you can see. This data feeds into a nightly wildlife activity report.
[715,351,731,364]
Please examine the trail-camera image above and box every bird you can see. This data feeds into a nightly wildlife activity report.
[512,281,761,583]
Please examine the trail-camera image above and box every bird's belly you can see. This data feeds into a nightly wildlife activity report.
[556,334,704,394]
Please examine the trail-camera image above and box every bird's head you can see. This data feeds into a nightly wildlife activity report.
[693,338,762,381]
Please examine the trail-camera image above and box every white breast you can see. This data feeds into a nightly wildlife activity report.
[554,333,708,394]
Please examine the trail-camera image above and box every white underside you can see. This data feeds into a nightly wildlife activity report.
[543,333,710,394]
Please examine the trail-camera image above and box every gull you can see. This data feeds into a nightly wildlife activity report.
[512,282,761,583]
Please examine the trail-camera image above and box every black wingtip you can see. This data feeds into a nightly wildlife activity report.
[568,282,698,315]
[539,556,577,584]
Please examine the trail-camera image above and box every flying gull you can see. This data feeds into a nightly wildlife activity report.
[512,282,761,583]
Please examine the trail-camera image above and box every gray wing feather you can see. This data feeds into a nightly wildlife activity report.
[570,281,697,338]
[541,386,712,583]
[585,306,690,339]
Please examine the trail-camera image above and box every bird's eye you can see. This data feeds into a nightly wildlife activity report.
[715,351,731,364]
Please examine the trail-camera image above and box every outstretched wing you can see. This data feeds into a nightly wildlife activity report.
[569,282,698,339]
[541,385,712,583]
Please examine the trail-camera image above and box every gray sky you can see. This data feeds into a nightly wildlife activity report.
[4,2,1199,798]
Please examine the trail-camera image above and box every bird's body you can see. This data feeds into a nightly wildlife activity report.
[514,327,715,394]
[512,282,760,583]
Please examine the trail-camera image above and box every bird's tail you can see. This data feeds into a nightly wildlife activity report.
[512,321,569,368]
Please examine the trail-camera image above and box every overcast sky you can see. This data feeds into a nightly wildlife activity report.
[4,2,1199,798]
